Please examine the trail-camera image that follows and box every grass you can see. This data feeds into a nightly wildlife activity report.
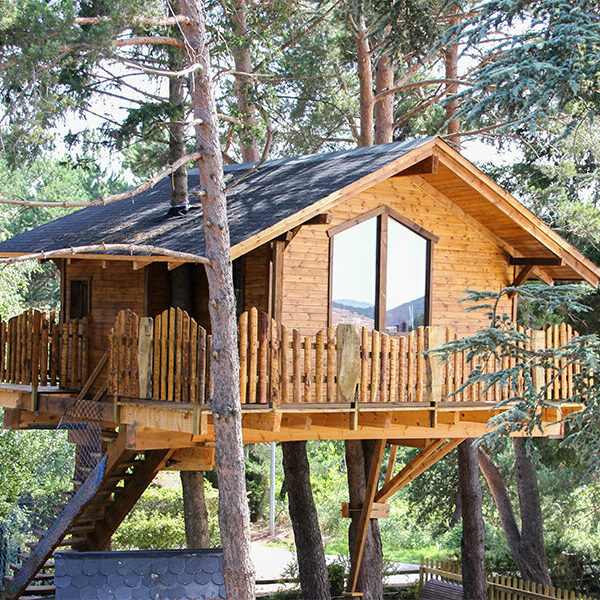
[323,539,448,564]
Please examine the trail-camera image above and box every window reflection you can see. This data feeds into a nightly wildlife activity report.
[331,217,377,328]
[330,211,429,333]
[385,219,427,334]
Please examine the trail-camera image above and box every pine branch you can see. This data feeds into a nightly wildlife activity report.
[0,152,202,208]
[0,244,209,265]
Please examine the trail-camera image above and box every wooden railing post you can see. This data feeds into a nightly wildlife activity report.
[425,326,446,426]
[336,324,361,429]
[531,329,546,394]
[138,317,154,399]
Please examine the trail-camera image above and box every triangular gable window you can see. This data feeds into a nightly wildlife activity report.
[329,207,437,333]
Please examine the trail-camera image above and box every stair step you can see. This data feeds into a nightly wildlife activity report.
[78,512,104,521]
[58,537,87,546]
[70,524,95,534]
[106,473,134,483]
[33,573,54,581]
[23,584,56,596]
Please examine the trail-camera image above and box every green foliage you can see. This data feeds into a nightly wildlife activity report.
[450,0,600,135]
[0,420,74,519]
[113,476,220,550]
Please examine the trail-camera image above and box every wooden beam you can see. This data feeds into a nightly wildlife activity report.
[304,213,333,225]
[271,240,285,323]
[509,257,562,266]
[375,438,464,503]
[163,446,215,470]
[435,144,600,286]
[393,155,439,177]
[346,438,386,596]
[511,265,534,288]
[125,424,196,450]
[342,502,390,519]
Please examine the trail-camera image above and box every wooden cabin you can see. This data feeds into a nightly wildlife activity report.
[0,136,598,598]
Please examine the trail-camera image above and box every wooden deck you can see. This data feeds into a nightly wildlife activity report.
[0,306,581,448]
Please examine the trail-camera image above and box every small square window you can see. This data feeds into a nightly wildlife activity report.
[68,278,90,320]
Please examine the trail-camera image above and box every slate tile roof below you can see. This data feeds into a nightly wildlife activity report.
[54,549,226,600]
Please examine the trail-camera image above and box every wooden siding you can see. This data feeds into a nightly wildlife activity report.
[65,260,146,391]
[281,176,512,336]
[243,244,270,313]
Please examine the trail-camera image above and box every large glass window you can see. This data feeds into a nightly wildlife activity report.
[330,208,433,333]
[331,218,377,328]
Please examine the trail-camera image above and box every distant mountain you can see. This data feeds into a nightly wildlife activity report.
[385,296,425,333]
[332,300,374,320]
[335,299,373,309]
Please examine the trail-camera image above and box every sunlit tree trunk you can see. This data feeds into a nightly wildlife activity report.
[179,1,255,596]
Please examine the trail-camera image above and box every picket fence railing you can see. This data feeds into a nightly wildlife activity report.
[0,309,88,389]
[105,307,581,407]
[419,558,594,600]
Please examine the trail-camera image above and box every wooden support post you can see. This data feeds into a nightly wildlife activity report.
[425,327,446,427]
[385,444,398,484]
[137,318,154,399]
[271,240,285,323]
[346,438,386,597]
[531,330,546,393]
[30,386,38,413]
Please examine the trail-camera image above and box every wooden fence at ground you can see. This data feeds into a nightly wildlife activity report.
[104,306,581,407]
[0,309,88,389]
[419,558,595,600]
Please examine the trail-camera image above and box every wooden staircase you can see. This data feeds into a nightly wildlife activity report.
[2,429,173,600]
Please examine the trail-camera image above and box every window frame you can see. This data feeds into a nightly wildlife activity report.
[327,206,438,332]
[66,276,91,321]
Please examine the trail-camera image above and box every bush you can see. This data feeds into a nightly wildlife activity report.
[113,476,221,550]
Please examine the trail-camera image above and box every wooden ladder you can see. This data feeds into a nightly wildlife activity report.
[2,428,173,599]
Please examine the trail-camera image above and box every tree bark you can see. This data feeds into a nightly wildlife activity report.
[282,442,331,600]
[513,439,552,586]
[345,440,383,600]
[181,470,210,547]
[444,3,461,147]
[180,2,255,598]
[374,52,394,145]
[167,32,190,211]
[170,264,211,548]
[230,0,259,163]
[458,439,487,600]
[356,16,374,148]
[478,442,551,586]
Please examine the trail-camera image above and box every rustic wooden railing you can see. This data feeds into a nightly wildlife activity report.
[106,307,580,407]
[0,309,88,389]
[419,557,593,600]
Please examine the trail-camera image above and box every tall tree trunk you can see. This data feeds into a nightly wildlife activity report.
[458,439,487,600]
[356,15,374,147]
[444,3,461,146]
[180,2,255,598]
[479,443,551,586]
[345,440,383,600]
[170,265,211,548]
[167,35,190,212]
[167,7,210,548]
[513,439,551,586]
[282,442,331,600]
[230,0,259,163]
[374,51,394,145]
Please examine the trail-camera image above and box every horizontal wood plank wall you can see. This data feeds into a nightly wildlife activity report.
[243,244,270,314]
[281,177,512,336]
[147,263,171,318]
[66,260,145,395]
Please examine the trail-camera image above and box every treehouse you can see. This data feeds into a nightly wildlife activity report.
[0,136,598,599]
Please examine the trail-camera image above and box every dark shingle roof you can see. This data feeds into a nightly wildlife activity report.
[0,138,433,257]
